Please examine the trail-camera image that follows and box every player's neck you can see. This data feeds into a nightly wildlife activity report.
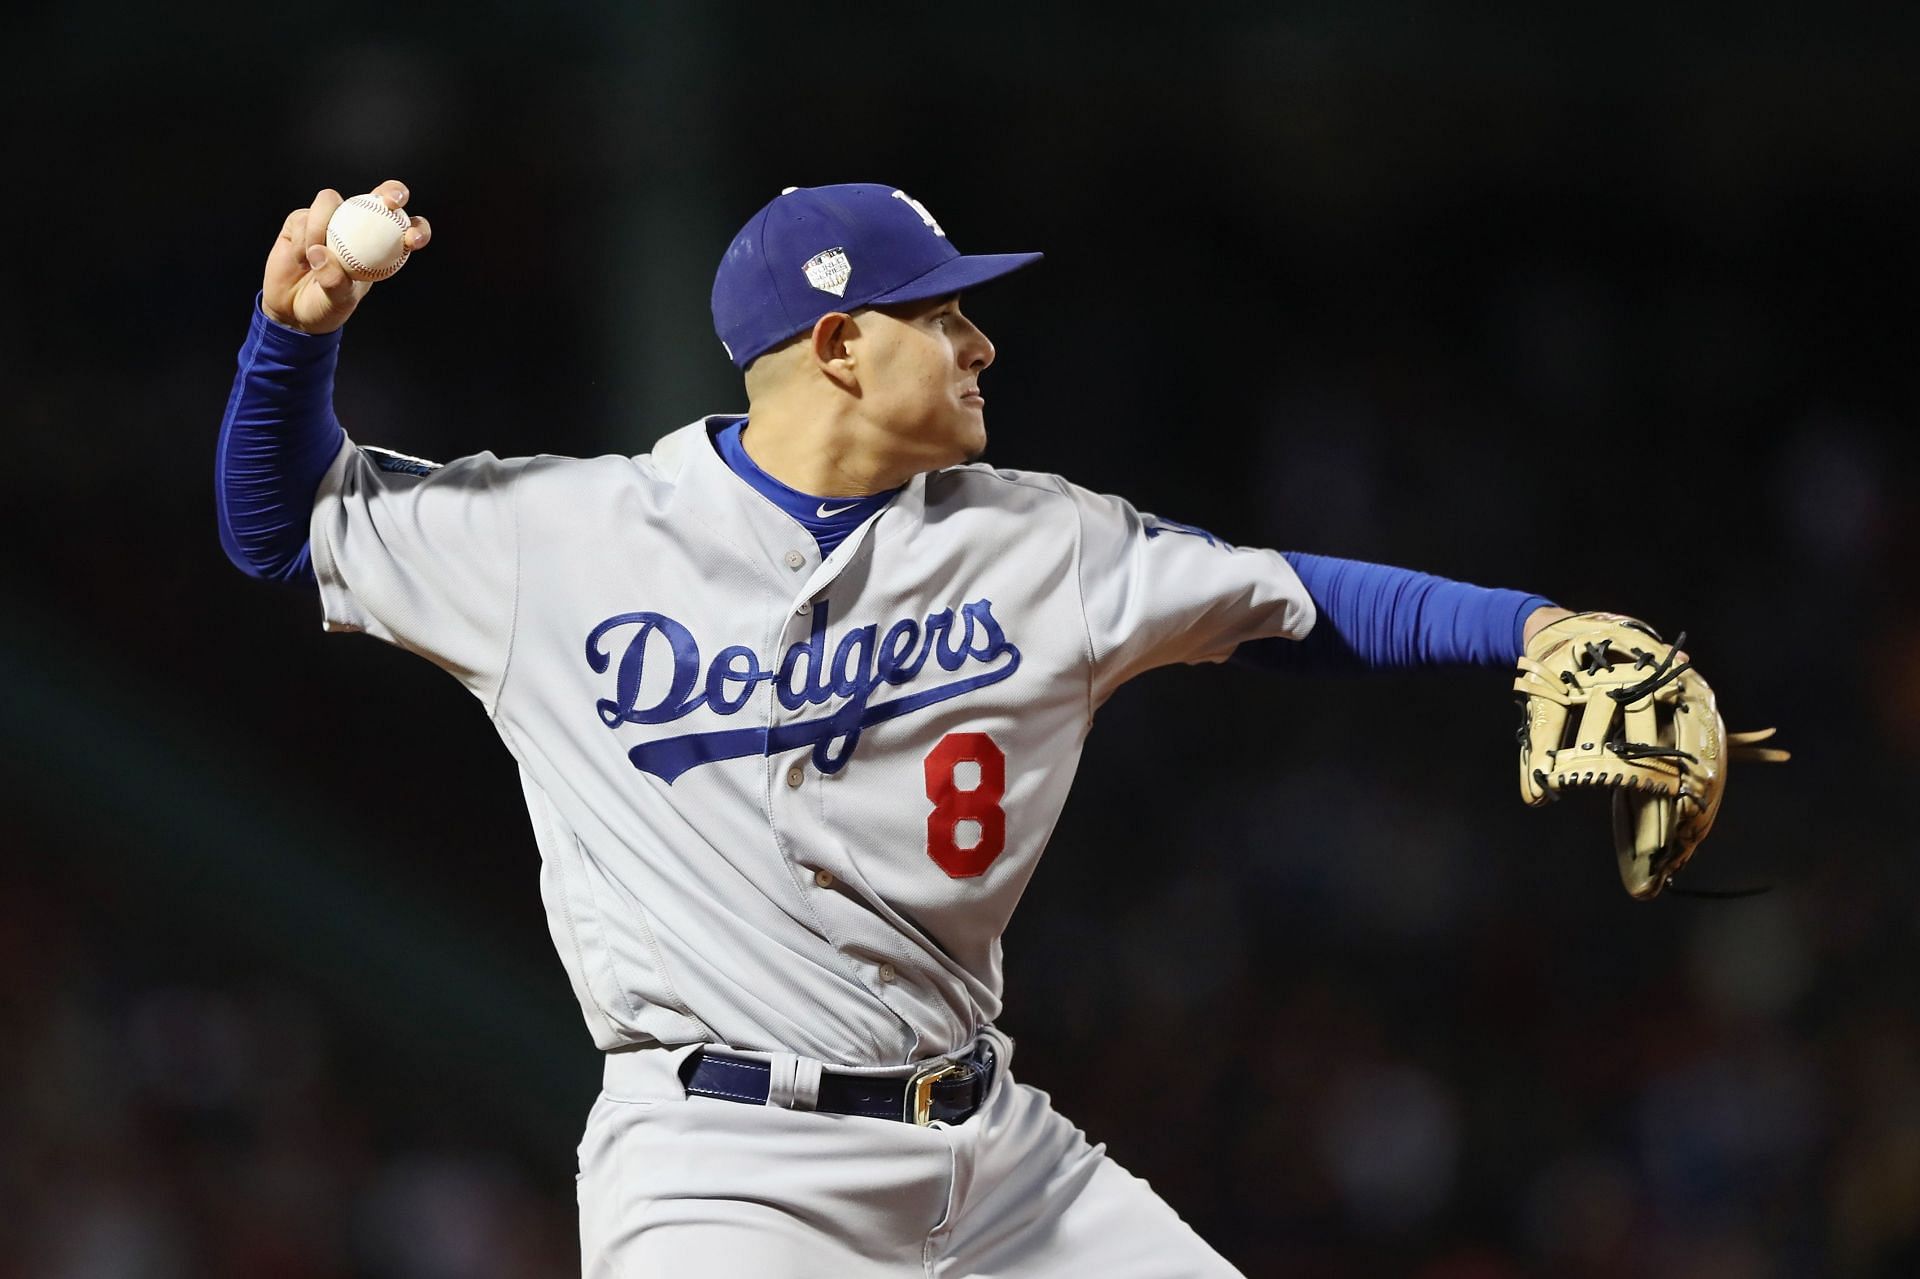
[738,411,926,497]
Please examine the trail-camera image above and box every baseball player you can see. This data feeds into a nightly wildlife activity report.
[220,180,1580,1275]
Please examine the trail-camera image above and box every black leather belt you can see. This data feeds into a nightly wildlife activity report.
[680,1039,997,1126]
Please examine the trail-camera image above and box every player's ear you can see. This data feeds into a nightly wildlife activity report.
[810,312,859,390]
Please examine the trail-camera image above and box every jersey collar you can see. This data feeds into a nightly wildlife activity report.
[652,415,929,584]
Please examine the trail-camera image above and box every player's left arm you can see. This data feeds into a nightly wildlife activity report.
[1061,480,1317,708]
[1061,477,1571,703]
[1232,552,1563,673]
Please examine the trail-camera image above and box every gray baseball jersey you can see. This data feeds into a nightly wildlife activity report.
[311,416,1317,1067]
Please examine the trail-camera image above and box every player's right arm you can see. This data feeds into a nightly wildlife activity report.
[217,181,430,582]
[217,184,522,707]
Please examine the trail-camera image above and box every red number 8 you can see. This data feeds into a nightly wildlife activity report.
[923,732,1006,878]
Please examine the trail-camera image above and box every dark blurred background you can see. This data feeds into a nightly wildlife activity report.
[4,2,1918,1275]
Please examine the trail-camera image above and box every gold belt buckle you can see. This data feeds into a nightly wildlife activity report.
[904,1060,964,1125]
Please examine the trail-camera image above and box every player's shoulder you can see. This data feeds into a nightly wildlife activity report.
[345,442,631,485]
[927,461,1144,530]
[927,460,1079,508]
[516,418,714,494]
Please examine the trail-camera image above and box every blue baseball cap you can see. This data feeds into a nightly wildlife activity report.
[711,183,1043,370]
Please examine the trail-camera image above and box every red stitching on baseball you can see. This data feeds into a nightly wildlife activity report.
[330,195,410,281]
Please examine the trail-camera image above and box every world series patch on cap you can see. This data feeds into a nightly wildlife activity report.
[710,184,1043,370]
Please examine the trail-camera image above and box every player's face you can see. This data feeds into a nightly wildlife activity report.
[857,294,996,467]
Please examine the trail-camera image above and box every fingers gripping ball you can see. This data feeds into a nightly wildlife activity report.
[326,192,411,282]
[1514,612,1790,899]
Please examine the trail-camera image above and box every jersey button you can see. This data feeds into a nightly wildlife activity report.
[786,764,804,788]
[813,869,834,889]
[877,963,897,984]
[784,550,805,570]
[796,601,811,615]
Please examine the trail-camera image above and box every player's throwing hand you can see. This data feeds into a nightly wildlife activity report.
[261,179,430,335]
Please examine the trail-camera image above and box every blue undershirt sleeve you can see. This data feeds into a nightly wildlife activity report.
[214,293,346,583]
[1235,552,1553,671]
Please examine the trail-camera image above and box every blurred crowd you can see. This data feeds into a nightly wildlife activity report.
[1011,774,1920,1278]
[0,869,577,1278]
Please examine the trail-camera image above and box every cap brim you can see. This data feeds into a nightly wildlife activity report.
[866,251,1043,307]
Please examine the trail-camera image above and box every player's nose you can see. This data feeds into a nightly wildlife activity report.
[960,318,995,370]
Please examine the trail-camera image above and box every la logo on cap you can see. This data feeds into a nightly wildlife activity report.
[803,247,852,297]
[891,189,945,237]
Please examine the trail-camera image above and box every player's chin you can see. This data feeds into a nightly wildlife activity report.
[955,416,987,465]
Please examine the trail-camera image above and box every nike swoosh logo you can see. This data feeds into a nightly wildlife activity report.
[816,501,859,518]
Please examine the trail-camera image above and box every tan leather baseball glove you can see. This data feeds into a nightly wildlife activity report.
[1515,612,1789,899]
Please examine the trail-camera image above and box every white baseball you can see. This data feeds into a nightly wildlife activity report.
[326,193,412,283]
